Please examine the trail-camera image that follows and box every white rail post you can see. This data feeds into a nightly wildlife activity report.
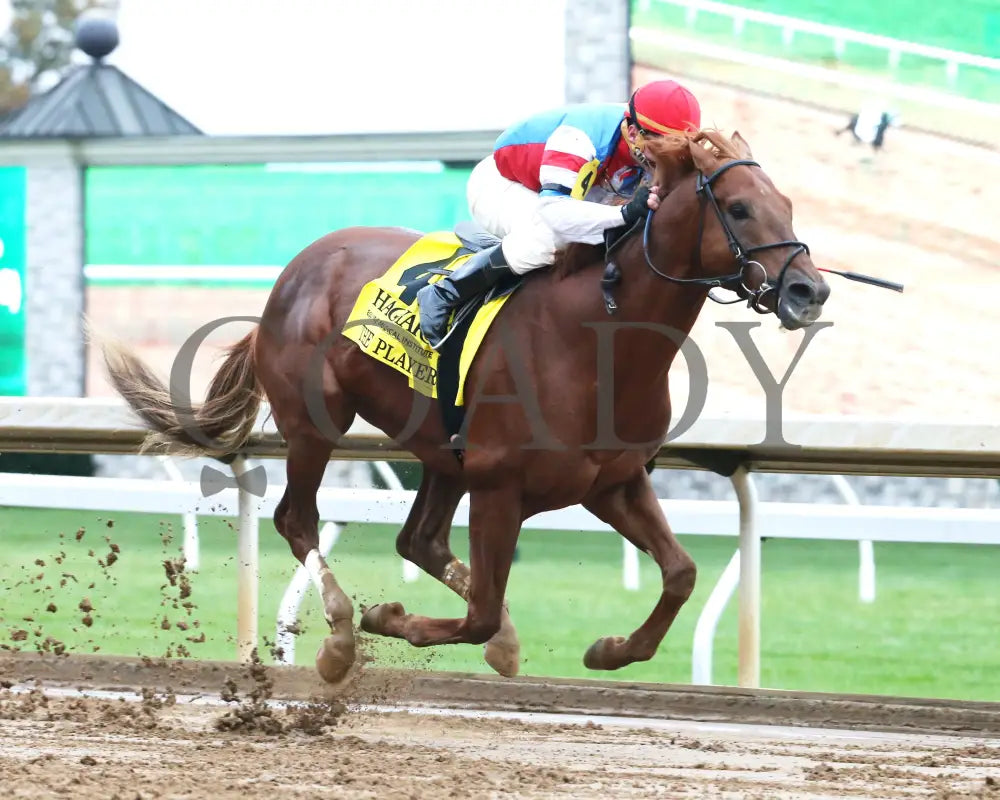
[372,461,420,582]
[945,60,958,85]
[156,454,200,572]
[234,455,260,663]
[691,547,740,684]
[274,521,341,665]
[623,539,641,591]
[831,475,876,603]
[732,466,760,688]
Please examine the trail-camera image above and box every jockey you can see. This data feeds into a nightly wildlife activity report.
[417,78,702,349]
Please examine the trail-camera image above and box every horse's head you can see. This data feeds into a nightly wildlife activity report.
[646,130,829,330]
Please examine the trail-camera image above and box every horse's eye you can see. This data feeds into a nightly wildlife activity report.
[728,202,751,220]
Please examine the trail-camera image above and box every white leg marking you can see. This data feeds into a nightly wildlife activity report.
[305,549,326,595]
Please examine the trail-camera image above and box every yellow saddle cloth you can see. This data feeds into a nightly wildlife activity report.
[341,231,517,405]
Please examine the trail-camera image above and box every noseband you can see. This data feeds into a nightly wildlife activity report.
[641,159,810,314]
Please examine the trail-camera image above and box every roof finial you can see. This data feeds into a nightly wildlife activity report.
[74,12,120,62]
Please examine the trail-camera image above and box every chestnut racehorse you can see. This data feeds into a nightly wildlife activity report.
[103,130,829,683]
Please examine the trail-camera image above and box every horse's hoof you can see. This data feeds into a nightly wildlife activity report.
[359,601,406,636]
[484,611,520,677]
[583,636,628,670]
[315,629,356,684]
[484,637,520,678]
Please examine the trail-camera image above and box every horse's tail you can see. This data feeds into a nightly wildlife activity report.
[101,327,262,459]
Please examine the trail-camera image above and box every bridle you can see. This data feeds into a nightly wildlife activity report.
[639,158,811,314]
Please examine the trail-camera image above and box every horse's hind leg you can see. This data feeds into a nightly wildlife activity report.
[580,470,697,670]
[360,486,521,650]
[274,432,356,683]
[363,469,521,676]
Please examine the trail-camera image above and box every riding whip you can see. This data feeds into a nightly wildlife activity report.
[818,268,904,293]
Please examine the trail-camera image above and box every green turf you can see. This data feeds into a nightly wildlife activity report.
[679,0,1000,56]
[1,507,998,701]
[631,0,1000,104]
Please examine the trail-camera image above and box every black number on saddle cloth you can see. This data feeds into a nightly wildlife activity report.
[397,250,474,306]
[397,264,437,306]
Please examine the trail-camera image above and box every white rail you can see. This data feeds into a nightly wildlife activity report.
[691,547,740,685]
[689,471,877,686]
[640,0,1000,79]
[3,397,1000,476]
[732,467,759,687]
[1,397,999,687]
[3,471,998,543]
[831,474,875,604]
[629,28,1000,121]
[275,521,341,664]
[372,460,421,583]
[4,469,1000,679]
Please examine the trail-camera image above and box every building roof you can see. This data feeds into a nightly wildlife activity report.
[0,14,201,139]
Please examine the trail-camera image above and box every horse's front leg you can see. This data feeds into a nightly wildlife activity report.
[580,469,697,670]
[360,486,520,648]
[274,433,356,684]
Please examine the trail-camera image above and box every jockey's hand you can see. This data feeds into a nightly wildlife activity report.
[620,185,660,226]
[647,184,661,211]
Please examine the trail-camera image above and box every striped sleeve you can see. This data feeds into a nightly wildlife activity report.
[538,124,597,197]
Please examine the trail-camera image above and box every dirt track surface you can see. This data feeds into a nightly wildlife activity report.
[4,696,1000,800]
[630,67,1000,425]
[6,652,1000,737]
[2,654,1000,798]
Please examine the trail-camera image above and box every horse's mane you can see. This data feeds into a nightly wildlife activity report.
[551,128,742,279]
[645,128,744,171]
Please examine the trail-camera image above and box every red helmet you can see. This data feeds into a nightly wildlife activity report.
[627,80,701,135]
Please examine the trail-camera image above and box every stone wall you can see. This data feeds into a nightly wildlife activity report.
[25,161,84,397]
[564,0,631,103]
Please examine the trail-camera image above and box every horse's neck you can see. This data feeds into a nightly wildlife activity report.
[606,223,710,382]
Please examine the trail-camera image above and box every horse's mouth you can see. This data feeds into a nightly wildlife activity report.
[777,296,823,330]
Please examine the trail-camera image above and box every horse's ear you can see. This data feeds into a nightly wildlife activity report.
[731,131,753,159]
[688,137,718,174]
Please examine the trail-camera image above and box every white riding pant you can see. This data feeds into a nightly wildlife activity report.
[466,155,609,275]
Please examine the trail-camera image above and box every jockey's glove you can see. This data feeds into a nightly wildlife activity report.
[620,186,652,227]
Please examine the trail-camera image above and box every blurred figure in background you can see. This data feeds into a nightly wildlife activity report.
[837,99,900,155]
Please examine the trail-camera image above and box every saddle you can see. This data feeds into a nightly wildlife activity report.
[340,222,521,455]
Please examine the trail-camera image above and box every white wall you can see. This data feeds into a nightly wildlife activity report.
[109,0,568,136]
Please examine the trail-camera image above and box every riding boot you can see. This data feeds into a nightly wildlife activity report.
[417,243,512,349]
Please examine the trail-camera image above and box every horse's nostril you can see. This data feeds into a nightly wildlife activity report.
[786,280,816,305]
